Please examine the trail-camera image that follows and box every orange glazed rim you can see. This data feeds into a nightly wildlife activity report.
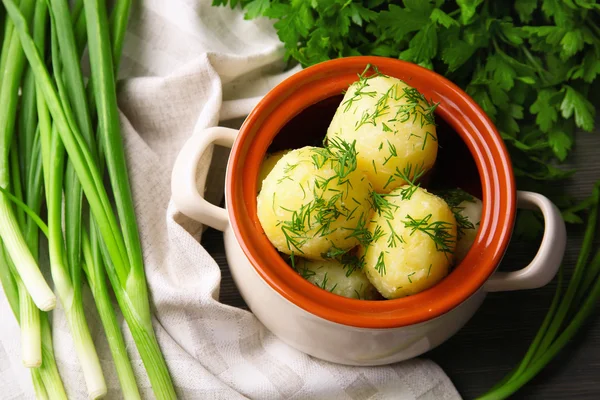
[226,56,516,329]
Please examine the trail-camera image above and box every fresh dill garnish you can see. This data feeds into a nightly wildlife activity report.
[372,224,385,244]
[375,251,387,276]
[421,131,437,150]
[341,64,383,112]
[407,272,415,283]
[372,159,377,174]
[354,86,394,130]
[310,148,329,170]
[427,264,432,277]
[284,162,299,174]
[382,140,397,166]
[299,182,307,199]
[343,213,373,247]
[382,122,392,132]
[321,239,367,277]
[388,86,439,128]
[277,175,293,184]
[369,191,399,219]
[383,175,396,191]
[279,204,312,253]
[312,197,344,237]
[299,267,316,280]
[408,133,422,140]
[293,258,317,280]
[342,78,377,112]
[378,142,383,151]
[437,188,478,241]
[383,162,426,196]
[327,137,358,179]
[314,175,336,190]
[403,213,455,254]
[437,188,476,208]
[340,253,366,277]
[346,205,358,221]
[453,210,475,241]
[321,243,348,260]
[386,219,404,248]
[317,272,330,290]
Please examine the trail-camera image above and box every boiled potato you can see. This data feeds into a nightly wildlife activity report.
[295,258,379,300]
[437,189,483,263]
[257,146,373,259]
[360,186,457,299]
[327,74,438,193]
[257,150,289,193]
[454,197,482,262]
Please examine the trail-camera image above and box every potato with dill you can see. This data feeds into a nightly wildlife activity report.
[257,149,289,193]
[438,188,483,263]
[326,70,438,193]
[360,186,457,299]
[295,258,380,300]
[257,144,373,259]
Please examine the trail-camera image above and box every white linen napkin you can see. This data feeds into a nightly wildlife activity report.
[0,1,462,398]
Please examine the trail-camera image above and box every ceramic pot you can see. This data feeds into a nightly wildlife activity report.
[171,56,566,366]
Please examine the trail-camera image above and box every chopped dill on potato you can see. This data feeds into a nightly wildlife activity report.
[403,213,456,254]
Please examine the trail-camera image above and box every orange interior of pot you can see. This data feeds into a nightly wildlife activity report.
[226,56,516,329]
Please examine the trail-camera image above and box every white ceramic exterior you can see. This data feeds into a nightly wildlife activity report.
[171,126,567,366]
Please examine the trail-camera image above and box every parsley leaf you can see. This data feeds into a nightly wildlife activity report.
[560,86,595,132]
[530,89,560,133]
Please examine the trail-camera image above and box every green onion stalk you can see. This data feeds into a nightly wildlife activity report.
[83,0,176,396]
[49,0,141,396]
[40,17,107,394]
[477,182,600,399]
[41,116,106,397]
[0,0,55,312]
[9,138,41,368]
[0,3,66,396]
[2,0,177,397]
[12,0,51,371]
[0,243,67,400]
[30,368,48,400]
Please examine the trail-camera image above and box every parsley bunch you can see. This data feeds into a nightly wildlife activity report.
[213,0,599,188]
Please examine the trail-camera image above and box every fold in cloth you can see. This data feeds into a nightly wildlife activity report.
[0,1,461,398]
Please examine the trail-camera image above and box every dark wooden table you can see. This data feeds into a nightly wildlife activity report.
[201,130,600,399]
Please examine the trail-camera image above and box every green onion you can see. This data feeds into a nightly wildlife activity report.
[82,229,142,399]
[48,0,142,396]
[108,0,131,73]
[0,239,19,314]
[46,18,107,393]
[3,0,176,397]
[42,117,106,398]
[38,317,68,400]
[0,242,67,399]
[8,137,41,368]
[0,0,55,312]
[48,0,94,309]
[478,182,600,399]
[31,368,48,400]
[1,241,40,367]
[83,0,176,397]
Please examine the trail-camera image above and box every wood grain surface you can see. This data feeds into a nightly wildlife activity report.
[200,129,600,399]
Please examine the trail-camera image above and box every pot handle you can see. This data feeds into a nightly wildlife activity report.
[171,126,237,232]
[484,191,566,292]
